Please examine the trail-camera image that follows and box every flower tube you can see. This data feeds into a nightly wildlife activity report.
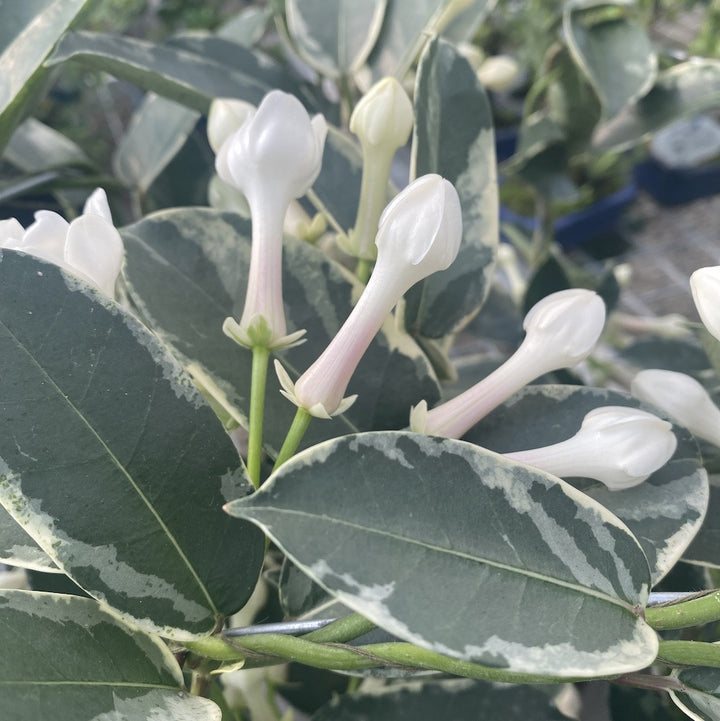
[217,90,327,349]
[632,368,720,447]
[276,174,462,418]
[504,406,677,491]
[0,188,123,298]
[412,289,606,438]
[690,266,720,342]
[344,77,414,263]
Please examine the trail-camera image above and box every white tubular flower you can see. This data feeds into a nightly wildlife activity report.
[0,188,123,298]
[216,90,327,349]
[631,369,720,447]
[690,266,720,342]
[413,289,606,438]
[344,77,414,261]
[504,406,677,491]
[277,174,462,418]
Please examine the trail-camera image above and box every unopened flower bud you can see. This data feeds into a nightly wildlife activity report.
[476,55,521,92]
[413,289,606,438]
[207,97,255,153]
[0,188,123,298]
[631,369,720,447]
[277,174,462,418]
[505,406,677,490]
[216,90,327,350]
[345,78,414,261]
[690,266,720,342]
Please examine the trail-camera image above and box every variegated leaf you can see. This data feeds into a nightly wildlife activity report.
[0,504,57,573]
[683,474,720,570]
[46,31,296,113]
[407,37,498,338]
[0,0,92,153]
[0,590,220,721]
[286,0,387,78]
[564,0,657,119]
[0,251,264,639]
[227,431,658,678]
[121,208,440,456]
[463,384,708,584]
[671,667,720,721]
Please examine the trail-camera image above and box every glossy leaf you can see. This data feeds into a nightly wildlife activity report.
[367,0,452,80]
[113,93,200,193]
[46,31,294,113]
[671,667,720,721]
[593,60,720,151]
[564,0,657,119]
[286,0,387,78]
[121,208,439,455]
[0,590,220,721]
[0,0,91,153]
[4,118,91,173]
[228,431,658,678]
[312,678,569,721]
[0,505,57,573]
[407,37,498,338]
[683,474,720,569]
[0,251,264,639]
[463,385,708,584]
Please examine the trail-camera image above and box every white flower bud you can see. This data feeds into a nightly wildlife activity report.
[414,289,606,438]
[631,369,720,447]
[350,77,413,153]
[477,55,521,92]
[690,266,720,343]
[207,97,255,153]
[216,90,327,349]
[505,406,677,491]
[277,174,462,418]
[0,188,123,298]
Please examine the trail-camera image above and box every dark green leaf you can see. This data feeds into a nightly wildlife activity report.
[4,118,91,173]
[464,384,708,584]
[683,474,720,569]
[671,667,720,721]
[0,590,220,720]
[441,0,497,43]
[0,252,264,638]
[0,505,57,572]
[228,431,658,677]
[312,678,569,721]
[407,37,498,338]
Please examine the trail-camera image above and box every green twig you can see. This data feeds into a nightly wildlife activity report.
[302,612,376,643]
[657,640,720,669]
[273,407,312,471]
[247,345,271,488]
[356,258,372,284]
[645,590,720,630]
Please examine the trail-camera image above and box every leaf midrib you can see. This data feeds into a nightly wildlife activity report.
[0,311,219,619]
[245,506,640,611]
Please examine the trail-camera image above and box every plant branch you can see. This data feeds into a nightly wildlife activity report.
[247,345,271,488]
[645,590,720,630]
[272,407,312,471]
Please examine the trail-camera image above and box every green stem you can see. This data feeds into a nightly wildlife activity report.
[356,257,372,284]
[273,407,312,471]
[614,672,684,693]
[302,612,376,643]
[185,634,606,684]
[247,345,271,489]
[190,670,212,697]
[657,640,720,669]
[645,590,720,630]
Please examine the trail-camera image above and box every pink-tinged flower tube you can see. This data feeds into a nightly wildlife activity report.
[217,90,327,349]
[276,174,462,418]
[690,266,720,343]
[504,406,677,491]
[0,188,123,298]
[411,289,606,438]
[632,368,720,447]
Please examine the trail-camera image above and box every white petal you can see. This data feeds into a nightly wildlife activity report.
[82,188,113,222]
[21,210,69,265]
[65,215,124,296]
[0,218,26,248]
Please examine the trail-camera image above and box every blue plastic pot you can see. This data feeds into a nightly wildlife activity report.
[499,182,637,250]
[634,158,720,206]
